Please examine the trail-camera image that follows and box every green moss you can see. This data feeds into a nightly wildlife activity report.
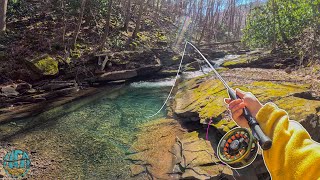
[137,32,150,42]
[175,79,231,121]
[274,63,283,68]
[247,81,310,102]
[221,57,248,67]
[275,96,320,121]
[175,75,314,132]
[181,131,200,143]
[217,67,228,73]
[70,48,81,58]
[312,65,320,73]
[172,55,181,61]
[34,55,59,76]
[155,31,167,41]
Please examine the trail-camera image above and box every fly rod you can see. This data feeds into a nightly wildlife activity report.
[186,41,272,150]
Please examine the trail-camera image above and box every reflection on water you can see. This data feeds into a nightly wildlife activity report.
[0,85,170,179]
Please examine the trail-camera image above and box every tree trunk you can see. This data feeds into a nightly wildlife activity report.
[198,0,214,44]
[99,0,113,50]
[0,0,8,31]
[156,0,161,12]
[132,0,144,39]
[271,0,277,49]
[123,0,131,31]
[317,1,320,33]
[73,0,87,47]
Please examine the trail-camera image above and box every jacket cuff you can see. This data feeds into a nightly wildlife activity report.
[256,102,278,124]
[255,102,280,137]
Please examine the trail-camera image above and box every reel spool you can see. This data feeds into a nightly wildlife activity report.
[217,128,258,169]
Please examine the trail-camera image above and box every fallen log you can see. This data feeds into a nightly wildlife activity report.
[199,40,241,47]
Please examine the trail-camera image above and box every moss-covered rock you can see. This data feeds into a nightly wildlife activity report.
[173,71,320,135]
[221,55,249,67]
[26,54,59,76]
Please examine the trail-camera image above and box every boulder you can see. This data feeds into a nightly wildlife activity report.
[16,82,32,94]
[25,54,59,76]
[136,65,162,76]
[0,85,19,97]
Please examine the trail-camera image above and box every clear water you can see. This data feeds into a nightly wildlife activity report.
[0,84,170,179]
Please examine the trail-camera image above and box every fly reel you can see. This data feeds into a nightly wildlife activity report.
[217,128,258,169]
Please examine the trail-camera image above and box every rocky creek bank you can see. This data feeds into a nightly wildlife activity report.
[0,48,231,123]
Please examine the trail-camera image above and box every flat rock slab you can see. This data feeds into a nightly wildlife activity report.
[127,119,185,179]
[171,130,263,179]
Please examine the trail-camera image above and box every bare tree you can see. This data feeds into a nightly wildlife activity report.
[0,0,8,31]
[73,0,87,47]
[123,0,132,31]
[99,0,113,50]
[132,0,146,39]
[198,0,214,44]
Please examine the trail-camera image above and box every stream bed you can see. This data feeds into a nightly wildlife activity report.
[0,84,170,179]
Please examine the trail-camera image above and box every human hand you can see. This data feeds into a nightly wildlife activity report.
[224,88,263,128]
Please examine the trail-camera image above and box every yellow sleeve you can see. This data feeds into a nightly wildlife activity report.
[256,103,320,180]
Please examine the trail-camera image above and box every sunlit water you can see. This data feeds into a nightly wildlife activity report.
[0,84,171,179]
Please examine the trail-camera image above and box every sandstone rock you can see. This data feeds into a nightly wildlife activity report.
[172,131,236,180]
[173,78,237,133]
[130,164,146,177]
[127,119,185,179]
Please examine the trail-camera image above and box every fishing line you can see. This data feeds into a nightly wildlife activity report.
[147,41,217,118]
[147,42,188,118]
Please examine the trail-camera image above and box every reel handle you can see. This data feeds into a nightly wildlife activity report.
[228,88,272,150]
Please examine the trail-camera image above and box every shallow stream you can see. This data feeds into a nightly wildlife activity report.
[0,83,170,179]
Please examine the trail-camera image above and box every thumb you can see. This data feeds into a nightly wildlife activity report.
[224,98,231,104]
[236,88,246,98]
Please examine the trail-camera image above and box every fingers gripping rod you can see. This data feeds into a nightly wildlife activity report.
[186,41,272,150]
